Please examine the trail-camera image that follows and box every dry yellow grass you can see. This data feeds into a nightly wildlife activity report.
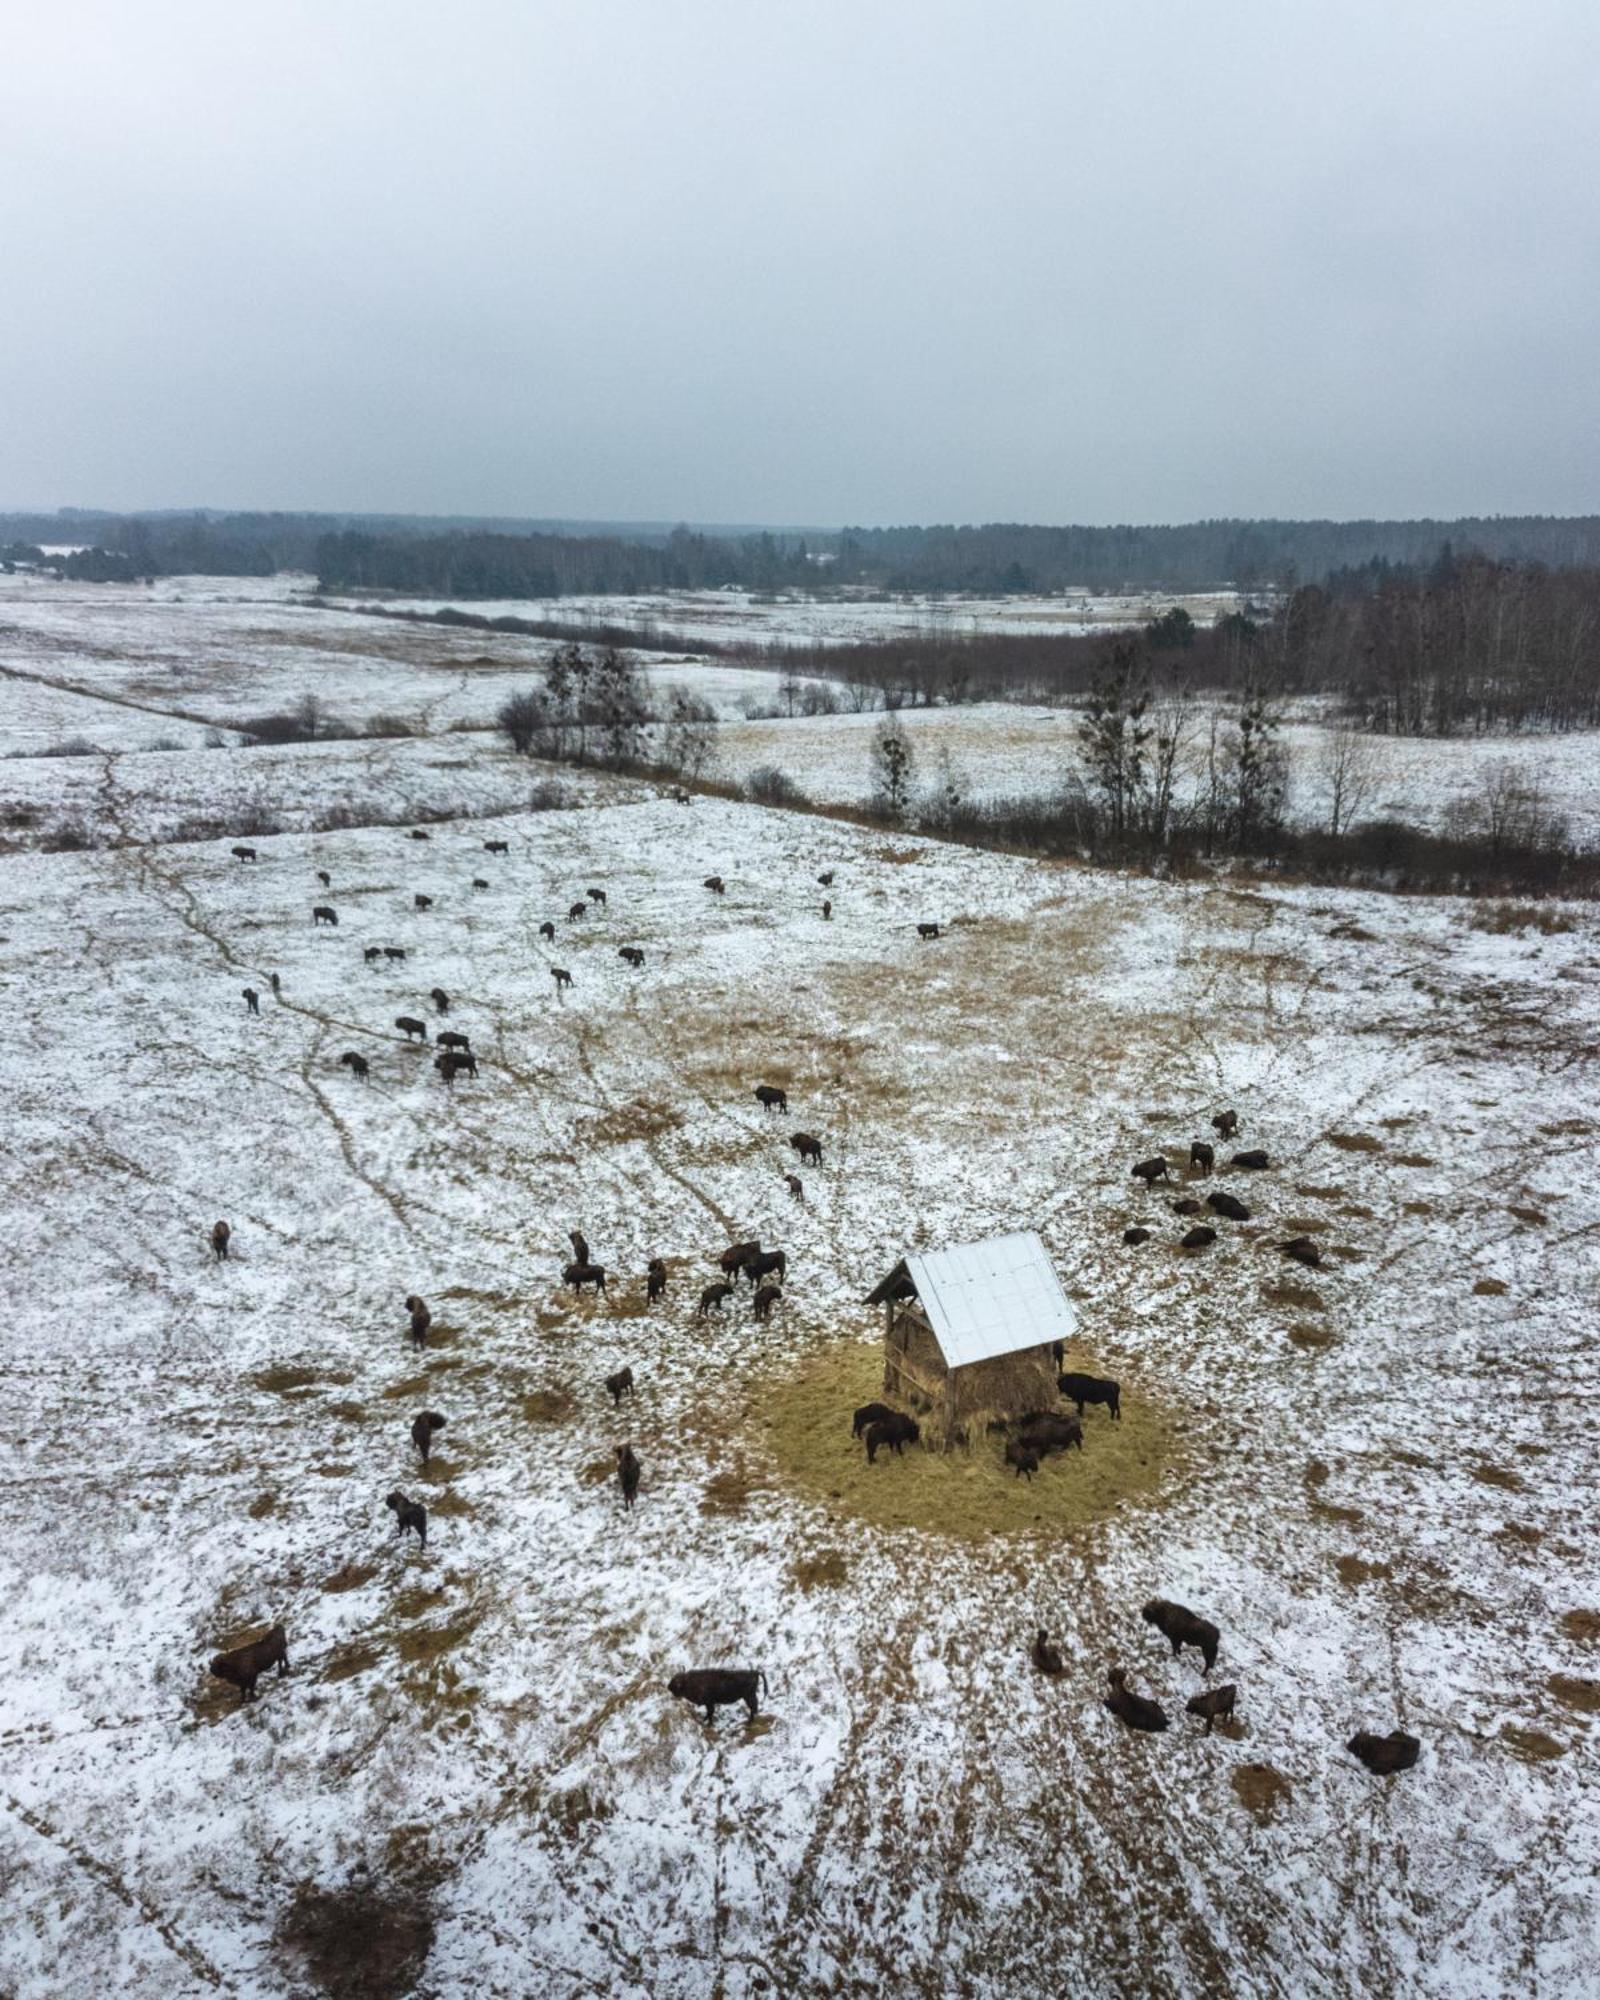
[764,1338,1183,1540]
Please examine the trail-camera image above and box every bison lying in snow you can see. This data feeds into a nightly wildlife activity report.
[1186,1685,1238,1735]
[1123,1226,1151,1246]
[852,1401,892,1438]
[564,1261,607,1294]
[754,1084,788,1113]
[1348,1728,1421,1775]
[1180,1225,1217,1250]
[1132,1155,1170,1187]
[411,1411,447,1464]
[1142,1598,1219,1673]
[790,1132,823,1165]
[385,1490,427,1549]
[209,1624,288,1702]
[605,1366,634,1407]
[1105,1668,1168,1733]
[1207,1190,1250,1222]
[1057,1372,1120,1421]
[865,1413,920,1462]
[1172,1196,1202,1216]
[1231,1148,1270,1171]
[668,1667,766,1724]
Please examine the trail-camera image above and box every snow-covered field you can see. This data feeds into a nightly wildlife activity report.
[4,722,1599,1995]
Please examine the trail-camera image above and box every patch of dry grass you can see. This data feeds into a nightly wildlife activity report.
[1470,903,1576,936]
[276,1874,436,2000]
[1327,1132,1384,1154]
[1232,1763,1293,1820]
[1547,1674,1600,1714]
[765,1338,1183,1540]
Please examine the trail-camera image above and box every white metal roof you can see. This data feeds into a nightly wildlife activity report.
[902,1230,1078,1370]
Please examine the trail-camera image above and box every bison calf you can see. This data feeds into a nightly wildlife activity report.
[1006,1438,1041,1480]
[616,1444,641,1510]
[1207,1191,1251,1222]
[209,1623,288,1703]
[1186,1685,1238,1735]
[1031,1629,1065,1677]
[752,1282,782,1322]
[785,1173,804,1200]
[241,986,259,1015]
[698,1280,732,1316]
[852,1401,892,1438]
[668,1667,765,1724]
[605,1366,635,1408]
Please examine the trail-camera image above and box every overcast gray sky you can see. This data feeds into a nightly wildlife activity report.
[3,0,1597,525]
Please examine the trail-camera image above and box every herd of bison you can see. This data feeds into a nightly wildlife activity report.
[205,820,1420,1777]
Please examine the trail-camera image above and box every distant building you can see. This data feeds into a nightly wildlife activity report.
[865,1230,1076,1440]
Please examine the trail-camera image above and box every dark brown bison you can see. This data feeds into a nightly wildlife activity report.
[616,1444,641,1510]
[1006,1438,1040,1480]
[435,1050,478,1085]
[339,1050,369,1081]
[409,829,430,841]
[312,905,338,926]
[605,1366,635,1407]
[1212,1109,1239,1139]
[818,871,835,886]
[1015,1410,1082,1456]
[785,1173,804,1200]
[916,922,941,939]
[414,893,433,911]
[570,1230,590,1265]
[405,1295,431,1346]
[1132,1155,1170,1187]
[704,876,725,894]
[1180,1225,1217,1250]
[386,1490,427,1548]
[1031,1629,1065,1676]
[1207,1191,1251,1221]
[1172,1197,1202,1216]
[752,1282,782,1322]
[697,1281,732,1316]
[210,1220,230,1262]
[1057,1373,1120,1421]
[865,1413,920,1462]
[437,1029,471,1052]
[1105,1668,1168,1733]
[1123,1226,1151,1246]
[1348,1729,1421,1775]
[539,921,556,941]
[564,1262,607,1294]
[668,1667,765,1724]
[1281,1236,1322,1267]
[852,1401,892,1438]
[1189,1140,1215,1174]
[209,1624,288,1702]
[483,839,509,855]
[1231,1149,1270,1171]
[472,877,489,891]
[317,869,331,887]
[430,987,449,1013]
[1142,1599,1219,1673]
[586,887,606,905]
[567,902,588,923]
[790,1132,822,1165]
[719,1241,761,1277]
[395,1016,428,1042]
[383,945,407,963]
[746,1249,786,1286]
[241,986,259,1015]
[230,845,256,862]
[1186,1685,1238,1735]
[411,1411,447,1464]
[754,1084,788,1114]
[619,947,645,968]
[364,945,382,962]
[551,967,572,990]
[646,1257,667,1303]
[821,900,831,920]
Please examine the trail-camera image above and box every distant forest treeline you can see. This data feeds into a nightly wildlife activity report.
[5,506,1600,594]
